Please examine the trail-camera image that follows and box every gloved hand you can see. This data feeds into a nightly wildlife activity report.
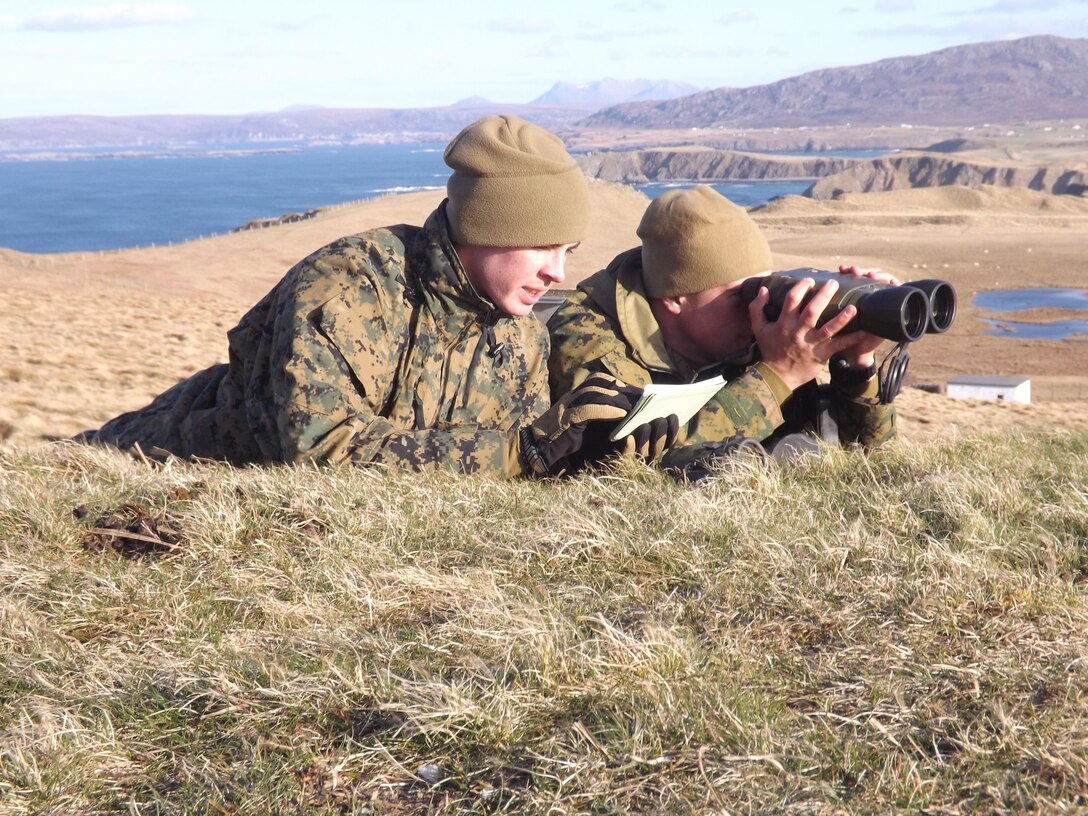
[622,414,680,462]
[520,373,641,476]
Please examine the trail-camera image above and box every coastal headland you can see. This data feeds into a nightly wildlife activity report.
[567,119,1088,198]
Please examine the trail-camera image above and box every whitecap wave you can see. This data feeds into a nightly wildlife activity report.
[372,185,444,194]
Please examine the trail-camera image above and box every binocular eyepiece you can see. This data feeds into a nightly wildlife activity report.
[739,269,957,343]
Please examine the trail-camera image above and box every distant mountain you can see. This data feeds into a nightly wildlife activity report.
[531,78,701,107]
[0,104,590,151]
[581,36,1088,129]
[452,96,495,107]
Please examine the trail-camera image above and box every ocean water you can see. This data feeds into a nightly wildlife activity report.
[0,142,449,254]
[0,142,848,254]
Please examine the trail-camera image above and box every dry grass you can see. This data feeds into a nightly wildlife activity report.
[3,181,1088,812]
[3,431,1087,813]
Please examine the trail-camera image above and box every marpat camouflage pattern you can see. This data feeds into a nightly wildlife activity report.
[92,204,548,475]
[547,248,896,450]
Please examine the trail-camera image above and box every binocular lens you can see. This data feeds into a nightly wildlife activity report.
[900,288,930,341]
[904,279,958,334]
[927,283,956,333]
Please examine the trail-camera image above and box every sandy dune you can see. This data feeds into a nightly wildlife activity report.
[2,181,1086,449]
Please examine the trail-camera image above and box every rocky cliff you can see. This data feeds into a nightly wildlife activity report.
[577,148,857,183]
[805,154,1088,199]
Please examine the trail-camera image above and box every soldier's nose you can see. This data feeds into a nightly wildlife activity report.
[541,251,565,284]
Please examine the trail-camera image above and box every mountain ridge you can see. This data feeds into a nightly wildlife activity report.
[581,35,1088,129]
[4,37,1088,150]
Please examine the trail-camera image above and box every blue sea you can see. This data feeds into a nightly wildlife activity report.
[0,142,868,254]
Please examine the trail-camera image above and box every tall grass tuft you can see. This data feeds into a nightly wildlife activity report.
[2,431,1087,814]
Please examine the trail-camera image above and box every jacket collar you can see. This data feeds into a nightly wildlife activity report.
[580,248,757,381]
[406,200,501,322]
[580,247,676,374]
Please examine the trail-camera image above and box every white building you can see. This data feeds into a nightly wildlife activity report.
[946,375,1031,404]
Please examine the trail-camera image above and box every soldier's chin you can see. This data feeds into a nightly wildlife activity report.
[503,301,535,317]
[499,292,538,316]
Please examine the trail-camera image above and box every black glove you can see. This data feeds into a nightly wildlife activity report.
[521,373,641,476]
[623,414,680,462]
[661,433,768,483]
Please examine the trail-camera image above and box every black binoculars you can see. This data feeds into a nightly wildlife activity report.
[739,269,957,343]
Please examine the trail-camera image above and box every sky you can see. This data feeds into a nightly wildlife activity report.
[1,0,1087,119]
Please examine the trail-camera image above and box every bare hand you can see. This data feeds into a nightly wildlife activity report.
[838,263,901,287]
[835,264,901,367]
[750,274,892,389]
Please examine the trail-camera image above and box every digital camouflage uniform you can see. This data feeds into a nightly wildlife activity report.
[93,204,548,475]
[547,248,896,450]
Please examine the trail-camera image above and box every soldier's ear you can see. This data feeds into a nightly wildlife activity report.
[658,296,684,315]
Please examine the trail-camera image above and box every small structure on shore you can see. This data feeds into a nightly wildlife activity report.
[947,375,1031,404]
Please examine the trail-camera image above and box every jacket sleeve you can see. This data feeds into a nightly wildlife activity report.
[254,248,534,476]
[547,291,792,446]
[547,289,655,396]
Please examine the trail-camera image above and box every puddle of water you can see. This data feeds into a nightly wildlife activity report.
[983,319,1088,339]
[974,288,1088,312]
[975,288,1088,339]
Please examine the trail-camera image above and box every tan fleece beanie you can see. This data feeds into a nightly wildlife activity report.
[638,185,773,298]
[444,114,588,247]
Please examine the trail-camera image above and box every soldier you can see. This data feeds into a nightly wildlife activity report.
[546,185,898,470]
[89,114,634,477]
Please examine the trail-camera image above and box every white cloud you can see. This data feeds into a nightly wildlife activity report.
[614,1,666,10]
[837,5,862,14]
[22,4,197,32]
[875,0,916,10]
[485,17,553,34]
[266,15,322,32]
[956,0,1061,12]
[720,11,758,24]
[532,43,568,59]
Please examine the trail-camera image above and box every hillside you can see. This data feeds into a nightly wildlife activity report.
[3,185,1088,815]
[572,134,1088,199]
[2,183,1087,450]
[805,151,1088,198]
[581,35,1088,129]
[4,430,1087,813]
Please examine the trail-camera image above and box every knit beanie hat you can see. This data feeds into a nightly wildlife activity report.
[444,114,588,247]
[638,185,773,298]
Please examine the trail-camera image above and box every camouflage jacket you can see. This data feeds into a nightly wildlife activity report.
[93,204,548,475]
[547,248,896,448]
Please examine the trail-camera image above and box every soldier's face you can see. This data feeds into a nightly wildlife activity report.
[457,243,578,316]
[669,279,754,364]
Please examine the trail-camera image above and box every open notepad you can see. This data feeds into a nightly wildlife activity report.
[609,376,726,441]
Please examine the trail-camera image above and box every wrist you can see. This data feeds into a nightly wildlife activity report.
[518,426,549,477]
[836,350,876,368]
[829,355,877,388]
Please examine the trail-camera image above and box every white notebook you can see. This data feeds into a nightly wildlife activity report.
[609,376,726,441]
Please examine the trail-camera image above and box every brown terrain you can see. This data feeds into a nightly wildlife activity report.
[2,180,1087,453]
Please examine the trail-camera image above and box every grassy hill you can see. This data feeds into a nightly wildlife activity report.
[3,432,1087,813]
[3,181,1088,812]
